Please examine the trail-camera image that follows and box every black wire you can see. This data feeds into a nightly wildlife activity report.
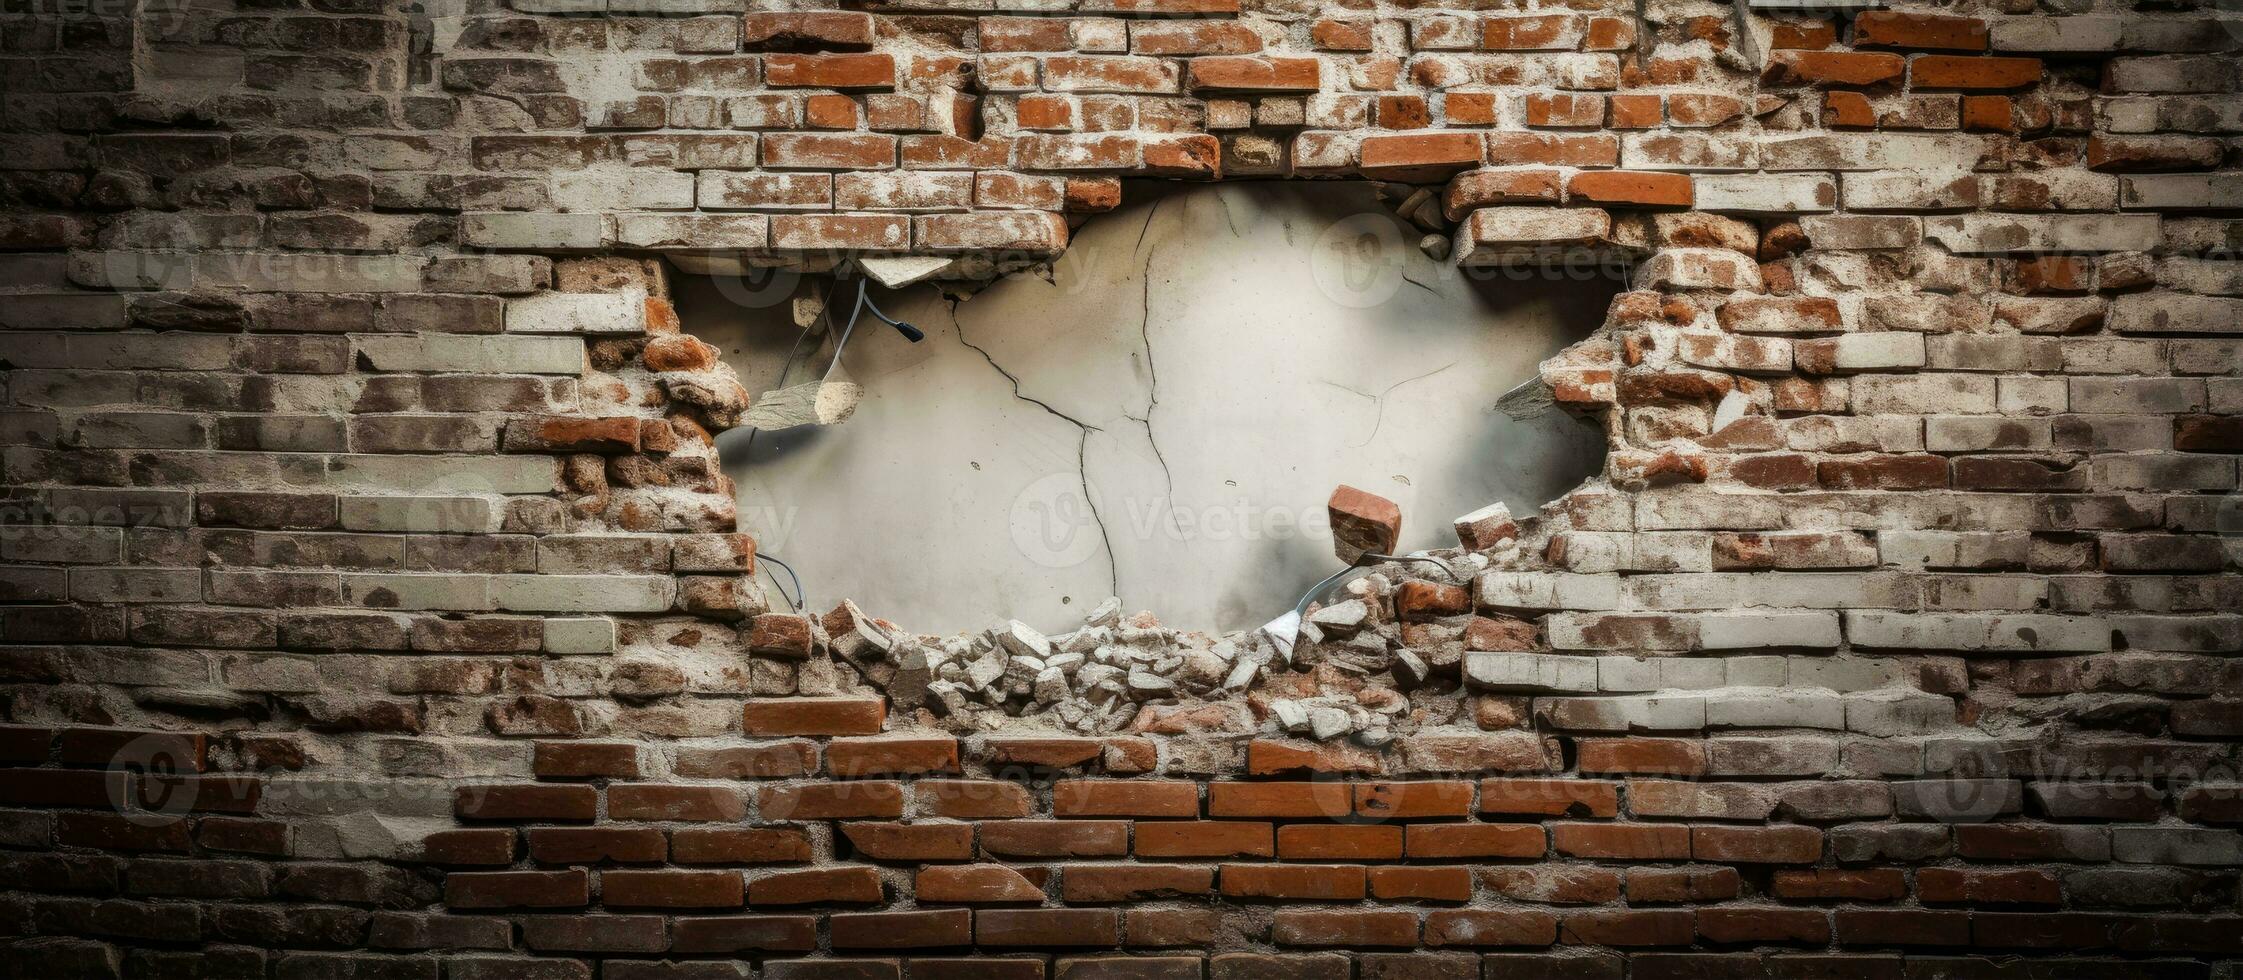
[758,551,806,614]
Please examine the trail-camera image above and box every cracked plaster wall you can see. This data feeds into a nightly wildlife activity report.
[685,181,1614,634]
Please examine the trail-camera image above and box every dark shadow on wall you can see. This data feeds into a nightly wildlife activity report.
[677,180,1621,635]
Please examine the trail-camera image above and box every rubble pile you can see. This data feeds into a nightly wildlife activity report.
[782,488,1524,744]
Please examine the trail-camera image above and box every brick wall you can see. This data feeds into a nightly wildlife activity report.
[3,0,2242,977]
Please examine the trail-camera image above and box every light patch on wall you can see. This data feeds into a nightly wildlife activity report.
[682,181,1617,634]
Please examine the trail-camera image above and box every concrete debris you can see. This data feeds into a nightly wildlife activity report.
[811,543,1577,746]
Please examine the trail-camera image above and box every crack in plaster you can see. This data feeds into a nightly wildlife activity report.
[950,301,1121,597]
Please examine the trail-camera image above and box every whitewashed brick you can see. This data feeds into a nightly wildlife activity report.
[493,574,674,613]
[1924,214,2162,254]
[1465,652,1598,692]
[1845,611,2110,652]
[1695,611,1841,650]
[504,289,646,335]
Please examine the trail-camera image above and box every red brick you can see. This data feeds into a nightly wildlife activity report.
[1424,909,1558,947]
[916,864,1045,903]
[674,743,817,779]
[830,909,973,949]
[527,827,665,864]
[918,779,1034,818]
[1482,867,1623,904]
[58,812,190,852]
[1833,909,1971,946]
[983,737,1104,769]
[1853,11,1988,51]
[454,784,595,822]
[200,817,290,857]
[1578,739,1705,777]
[1698,907,1830,944]
[0,725,51,763]
[1818,455,1949,491]
[842,822,977,861]
[1358,133,1485,181]
[1608,94,1663,128]
[1917,868,2059,906]
[1479,779,1621,818]
[1626,867,1740,904]
[1278,824,1404,860]
[741,12,875,51]
[1773,21,1838,49]
[1823,91,1877,128]
[1567,171,1693,207]
[1527,93,1604,128]
[1062,865,1215,903]
[1133,21,1264,55]
[1694,825,1822,864]
[742,697,886,736]
[670,914,820,953]
[762,135,899,172]
[1760,51,1906,87]
[521,914,667,953]
[603,869,743,909]
[1369,866,1473,902]
[532,742,639,779]
[445,869,588,909]
[765,53,896,89]
[1487,133,1618,167]
[1064,178,1123,213]
[2176,416,2243,453]
[1354,781,1473,819]
[1553,823,1691,860]
[1377,95,1432,130]
[977,909,1119,947]
[980,820,1128,858]
[58,728,206,771]
[1559,909,1693,946]
[1961,94,2014,132]
[1188,56,1319,92]
[1909,55,2042,90]
[1123,915,1220,948]
[610,785,747,822]
[1248,740,1387,776]
[1042,55,1180,93]
[1481,14,1581,50]
[826,737,959,777]
[1444,93,1498,125]
[1955,825,2108,862]
[1405,824,1546,859]
[1207,782,1352,819]
[1271,910,1420,947]
[422,829,515,866]
[1222,863,1366,900]
[1135,821,1274,858]
[1667,94,1745,127]
[1393,582,1470,620]
[1772,869,1908,901]
[672,827,813,865]
[1054,780,1199,818]
[759,782,904,821]
[750,866,885,906]
[1311,19,1375,52]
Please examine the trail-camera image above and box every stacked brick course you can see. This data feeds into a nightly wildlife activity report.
[2,0,2242,976]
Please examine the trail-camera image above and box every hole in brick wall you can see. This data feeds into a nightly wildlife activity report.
[677,181,1618,635]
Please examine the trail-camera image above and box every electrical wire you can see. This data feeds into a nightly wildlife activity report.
[1277,550,1472,645]
[758,551,807,615]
